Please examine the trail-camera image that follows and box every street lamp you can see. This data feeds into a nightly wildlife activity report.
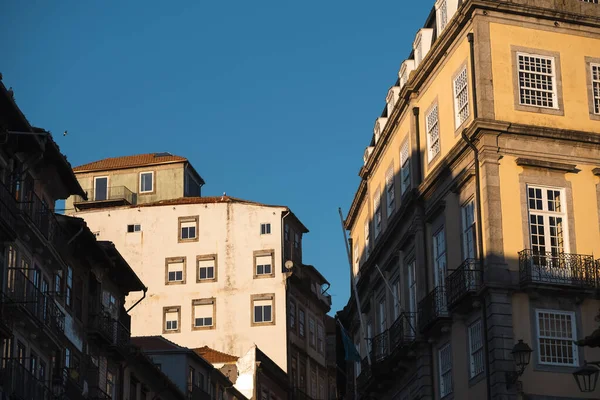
[506,340,533,388]
[573,362,600,393]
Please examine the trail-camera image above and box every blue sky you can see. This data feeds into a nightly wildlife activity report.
[1,1,431,314]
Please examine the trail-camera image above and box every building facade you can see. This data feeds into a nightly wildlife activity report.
[340,0,600,399]
[66,155,334,399]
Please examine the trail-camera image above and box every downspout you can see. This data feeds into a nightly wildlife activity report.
[126,287,148,313]
[67,225,85,245]
[412,107,422,185]
[465,32,492,400]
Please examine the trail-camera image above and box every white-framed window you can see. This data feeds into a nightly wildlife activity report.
[255,254,273,276]
[426,104,440,161]
[591,63,600,114]
[433,228,447,289]
[127,224,141,233]
[164,307,180,332]
[253,298,273,324]
[353,240,360,272]
[454,67,469,128]
[392,279,400,320]
[166,259,184,283]
[407,260,417,328]
[179,217,198,241]
[438,343,453,397]
[94,176,109,201]
[374,188,382,238]
[193,299,215,328]
[468,320,484,378]
[317,323,324,353]
[364,220,370,258]
[139,171,154,193]
[400,140,410,194]
[536,309,578,366]
[378,299,386,333]
[197,256,216,281]
[461,201,476,260]
[414,34,423,67]
[385,166,395,216]
[260,223,271,235]
[309,317,316,347]
[517,52,558,109]
[527,186,568,258]
[581,0,599,3]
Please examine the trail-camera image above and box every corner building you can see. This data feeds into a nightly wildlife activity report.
[340,1,600,399]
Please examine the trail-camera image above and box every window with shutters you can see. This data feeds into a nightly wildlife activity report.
[385,165,395,216]
[536,309,578,366]
[178,216,199,242]
[192,298,215,330]
[468,320,484,378]
[165,257,186,284]
[438,343,453,397]
[163,306,180,333]
[400,140,410,195]
[593,63,600,114]
[414,34,423,67]
[373,188,382,238]
[453,66,469,128]
[252,294,275,326]
[254,250,275,278]
[197,254,217,282]
[438,0,448,31]
[426,104,440,161]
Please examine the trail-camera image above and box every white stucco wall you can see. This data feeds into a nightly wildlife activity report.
[74,201,289,371]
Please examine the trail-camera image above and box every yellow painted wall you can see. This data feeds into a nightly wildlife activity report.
[565,166,600,256]
[498,156,524,272]
[490,22,600,130]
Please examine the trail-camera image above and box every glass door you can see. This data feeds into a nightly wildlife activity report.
[94,177,108,201]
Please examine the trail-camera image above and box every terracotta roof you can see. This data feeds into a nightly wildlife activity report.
[135,196,286,209]
[131,336,184,351]
[73,152,187,172]
[193,346,238,364]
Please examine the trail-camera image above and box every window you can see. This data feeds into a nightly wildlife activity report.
[106,370,115,399]
[400,140,410,195]
[299,308,306,337]
[433,229,447,290]
[254,250,275,278]
[300,359,307,390]
[364,220,370,258]
[438,343,453,397]
[517,52,557,109]
[378,299,386,333]
[310,368,317,398]
[453,66,469,128]
[426,104,440,161]
[54,271,62,295]
[163,307,180,333]
[165,257,185,284]
[294,232,300,249]
[130,376,139,400]
[468,320,484,378]
[438,0,448,31]
[355,338,361,376]
[317,323,324,353]
[462,201,476,260]
[179,216,199,242]
[590,62,600,115]
[289,300,296,330]
[284,224,290,241]
[319,376,325,400]
[353,240,359,272]
[309,316,316,347]
[127,224,141,233]
[536,309,578,366]
[581,0,599,3]
[366,323,373,353]
[385,166,395,216]
[252,294,275,325]
[188,367,196,392]
[94,176,108,201]
[66,266,73,308]
[392,279,400,320]
[139,171,154,193]
[193,298,215,329]
[414,34,423,67]
[373,188,382,238]
[260,223,271,235]
[197,255,217,282]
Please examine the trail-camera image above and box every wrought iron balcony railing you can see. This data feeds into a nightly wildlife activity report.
[0,178,18,237]
[110,320,131,352]
[73,186,135,207]
[88,306,115,344]
[446,259,482,308]
[19,188,63,242]
[519,250,598,288]
[5,268,65,337]
[388,312,417,352]
[418,286,449,333]
[0,359,54,400]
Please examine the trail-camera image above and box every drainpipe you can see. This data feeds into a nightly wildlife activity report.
[412,107,422,185]
[67,225,85,245]
[126,287,148,313]
[465,31,492,400]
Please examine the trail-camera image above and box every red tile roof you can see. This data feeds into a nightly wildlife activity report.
[131,336,184,351]
[73,153,187,172]
[193,346,239,364]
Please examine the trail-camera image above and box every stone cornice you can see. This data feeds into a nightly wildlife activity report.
[515,158,579,173]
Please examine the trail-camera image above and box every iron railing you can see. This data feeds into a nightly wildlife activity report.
[111,320,131,351]
[0,359,54,400]
[0,178,18,236]
[370,330,388,363]
[446,259,482,307]
[18,187,63,242]
[519,250,598,288]
[388,312,417,352]
[73,186,135,206]
[88,307,114,344]
[418,286,448,333]
[5,268,65,337]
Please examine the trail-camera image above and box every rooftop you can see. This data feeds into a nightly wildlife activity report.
[73,152,188,172]
[131,335,184,351]
[193,346,239,364]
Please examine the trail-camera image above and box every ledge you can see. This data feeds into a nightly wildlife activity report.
[515,158,579,173]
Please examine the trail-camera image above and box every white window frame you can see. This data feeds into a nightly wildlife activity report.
[193,300,215,328]
[127,224,141,233]
[364,220,370,258]
[516,52,558,109]
[468,320,484,378]
[197,257,216,281]
[139,171,154,193]
[438,343,453,397]
[255,253,273,276]
[317,323,324,353]
[526,185,569,261]
[366,322,373,353]
[591,63,600,115]
[535,309,579,366]
[426,104,440,161]
[373,188,382,238]
[407,260,417,329]
[385,166,395,217]
[253,300,273,324]
[260,223,271,235]
[461,201,476,260]
[392,279,400,320]
[437,0,448,32]
[165,309,179,331]
[433,228,447,289]
[378,299,386,334]
[453,66,470,128]
[400,140,410,195]
[167,260,184,283]
[414,34,423,67]
[353,241,360,272]
[309,317,316,347]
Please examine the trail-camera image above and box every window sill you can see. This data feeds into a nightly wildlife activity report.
[163,329,180,334]
[178,238,199,243]
[196,278,218,284]
[468,371,486,388]
[192,325,215,331]
[165,281,186,285]
[251,321,276,327]
[253,274,276,279]
[514,103,564,116]
[533,363,579,374]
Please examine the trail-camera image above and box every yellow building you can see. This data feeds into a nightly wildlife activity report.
[339,0,600,399]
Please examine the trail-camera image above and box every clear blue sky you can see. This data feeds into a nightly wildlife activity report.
[1,1,431,314]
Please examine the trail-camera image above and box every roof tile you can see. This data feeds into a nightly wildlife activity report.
[73,153,187,172]
[193,346,239,364]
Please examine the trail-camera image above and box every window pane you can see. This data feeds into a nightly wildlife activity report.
[264,305,272,322]
[255,306,263,323]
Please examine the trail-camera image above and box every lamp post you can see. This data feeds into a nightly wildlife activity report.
[573,361,600,393]
[505,340,533,389]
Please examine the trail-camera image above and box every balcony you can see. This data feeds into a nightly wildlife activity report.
[519,250,599,290]
[88,306,115,345]
[0,179,18,241]
[19,187,63,243]
[4,268,65,339]
[73,186,135,210]
[0,359,54,400]
[446,259,482,312]
[418,286,450,334]
[108,320,131,357]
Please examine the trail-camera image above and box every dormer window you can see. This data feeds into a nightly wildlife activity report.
[399,60,416,88]
[374,118,387,144]
[413,29,434,69]
[438,0,448,31]
[386,87,400,116]
[414,34,423,66]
